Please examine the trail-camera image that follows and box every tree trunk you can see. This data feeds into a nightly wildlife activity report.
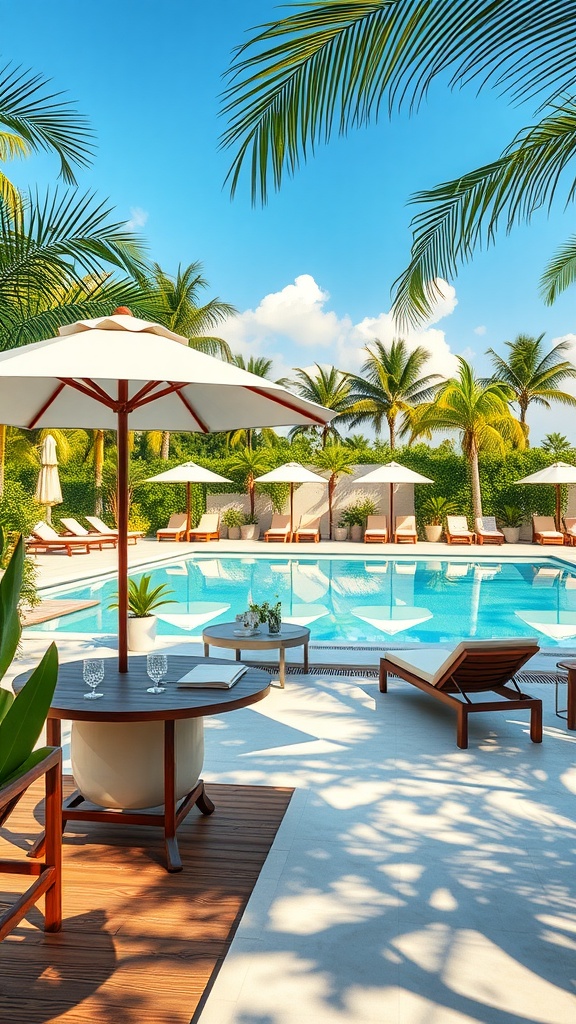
[388,416,396,450]
[160,431,170,460]
[519,402,530,446]
[328,474,336,539]
[0,425,5,499]
[94,429,104,516]
[248,474,255,517]
[469,445,483,520]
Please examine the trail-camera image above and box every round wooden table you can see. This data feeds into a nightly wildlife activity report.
[14,656,270,872]
[202,622,310,688]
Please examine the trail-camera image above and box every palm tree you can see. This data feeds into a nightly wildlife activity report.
[226,447,273,518]
[288,364,356,447]
[0,61,93,211]
[487,334,576,443]
[141,262,236,459]
[227,354,280,450]
[314,444,355,539]
[412,358,525,518]
[347,339,442,448]
[542,432,573,456]
[221,4,576,323]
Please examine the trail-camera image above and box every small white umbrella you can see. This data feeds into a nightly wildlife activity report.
[255,461,327,533]
[34,434,62,524]
[146,460,231,540]
[355,461,434,529]
[515,461,576,530]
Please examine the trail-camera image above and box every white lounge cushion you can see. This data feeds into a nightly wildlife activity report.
[384,637,539,688]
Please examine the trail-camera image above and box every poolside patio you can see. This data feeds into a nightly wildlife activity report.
[3,605,576,1022]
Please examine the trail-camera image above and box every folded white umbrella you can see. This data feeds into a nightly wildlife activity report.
[255,461,327,533]
[0,311,333,671]
[146,460,231,539]
[515,461,576,530]
[34,433,62,524]
[355,461,433,529]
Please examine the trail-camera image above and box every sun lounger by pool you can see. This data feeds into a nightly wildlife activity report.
[475,516,504,545]
[27,522,105,556]
[157,513,188,542]
[294,516,321,542]
[379,638,541,748]
[532,516,564,545]
[188,514,220,542]
[563,517,576,545]
[264,515,292,543]
[446,516,475,545]
[363,516,388,543]
[85,515,144,544]
[394,515,418,543]
[60,517,117,549]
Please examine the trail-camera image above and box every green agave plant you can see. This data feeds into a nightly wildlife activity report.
[109,574,175,618]
[0,527,59,786]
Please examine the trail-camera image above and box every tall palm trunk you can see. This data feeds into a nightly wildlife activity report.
[0,425,5,498]
[387,415,396,450]
[94,429,105,515]
[468,442,483,520]
[161,431,170,460]
[328,473,336,539]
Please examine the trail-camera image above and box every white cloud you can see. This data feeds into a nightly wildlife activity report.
[474,325,487,335]
[219,273,459,382]
[125,206,149,231]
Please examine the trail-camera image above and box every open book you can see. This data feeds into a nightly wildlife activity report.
[177,663,248,689]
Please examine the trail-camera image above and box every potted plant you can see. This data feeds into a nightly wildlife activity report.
[334,522,348,541]
[420,496,458,542]
[339,499,378,541]
[240,513,260,541]
[249,597,282,633]
[110,575,175,652]
[221,506,245,540]
[497,505,524,544]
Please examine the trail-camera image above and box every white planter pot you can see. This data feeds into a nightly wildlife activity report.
[425,524,443,543]
[227,526,241,540]
[350,524,363,542]
[71,718,204,810]
[241,524,260,541]
[334,527,348,541]
[502,526,520,544]
[127,615,157,652]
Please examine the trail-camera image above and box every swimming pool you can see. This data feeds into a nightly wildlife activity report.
[28,554,576,648]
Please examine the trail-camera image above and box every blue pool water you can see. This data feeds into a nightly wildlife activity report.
[29,555,576,648]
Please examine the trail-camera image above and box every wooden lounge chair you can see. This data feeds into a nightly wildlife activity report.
[563,517,576,545]
[379,638,542,749]
[394,514,418,544]
[27,522,104,556]
[0,746,62,939]
[364,516,388,544]
[445,516,475,545]
[264,514,292,543]
[157,513,188,542]
[60,517,117,549]
[188,513,220,542]
[85,515,144,544]
[532,515,564,545]
[475,516,504,545]
[294,516,321,542]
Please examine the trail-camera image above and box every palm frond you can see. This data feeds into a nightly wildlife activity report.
[540,234,576,302]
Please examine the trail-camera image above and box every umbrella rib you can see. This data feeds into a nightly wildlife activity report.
[132,381,191,412]
[175,389,210,432]
[58,378,118,409]
[130,380,164,406]
[80,378,117,405]
[27,381,67,429]
[247,386,328,426]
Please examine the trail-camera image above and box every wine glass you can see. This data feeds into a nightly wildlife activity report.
[83,658,104,699]
[146,653,168,694]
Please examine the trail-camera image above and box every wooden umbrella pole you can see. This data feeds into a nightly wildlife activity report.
[390,482,394,538]
[117,381,129,673]
[290,482,294,535]
[556,484,562,532]
[186,482,191,540]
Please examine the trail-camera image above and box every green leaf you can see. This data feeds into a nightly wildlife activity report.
[0,642,58,785]
[0,533,24,683]
[0,687,14,721]
[0,745,52,787]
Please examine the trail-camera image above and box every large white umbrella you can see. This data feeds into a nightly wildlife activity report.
[34,433,62,524]
[515,461,576,530]
[0,311,333,671]
[355,461,434,529]
[255,461,327,533]
[146,460,231,540]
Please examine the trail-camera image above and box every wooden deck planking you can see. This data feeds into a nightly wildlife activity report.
[22,599,100,627]
[0,776,292,1023]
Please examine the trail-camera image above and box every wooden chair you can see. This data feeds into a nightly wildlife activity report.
[0,747,62,939]
[60,517,117,549]
[294,516,321,542]
[264,515,292,542]
[475,516,504,545]
[394,515,418,544]
[85,515,144,544]
[27,522,104,556]
[532,516,564,545]
[156,513,188,542]
[363,516,388,543]
[563,517,576,545]
[188,514,220,542]
[445,516,475,545]
[379,638,542,749]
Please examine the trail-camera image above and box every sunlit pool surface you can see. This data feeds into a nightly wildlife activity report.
[28,554,576,648]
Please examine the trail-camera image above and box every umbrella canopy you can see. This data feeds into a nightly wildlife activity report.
[255,461,327,533]
[146,460,231,539]
[355,461,434,530]
[0,312,333,671]
[515,461,576,530]
[34,434,62,524]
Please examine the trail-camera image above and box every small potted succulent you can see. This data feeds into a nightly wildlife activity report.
[240,513,260,541]
[109,574,175,652]
[221,506,245,540]
[420,496,458,542]
[497,505,524,544]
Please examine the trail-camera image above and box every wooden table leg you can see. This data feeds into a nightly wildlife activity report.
[235,649,241,661]
[303,642,309,674]
[567,667,576,730]
[278,648,286,689]
[203,642,209,657]
[164,720,182,873]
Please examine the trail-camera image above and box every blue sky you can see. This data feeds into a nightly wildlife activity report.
[3,0,576,441]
